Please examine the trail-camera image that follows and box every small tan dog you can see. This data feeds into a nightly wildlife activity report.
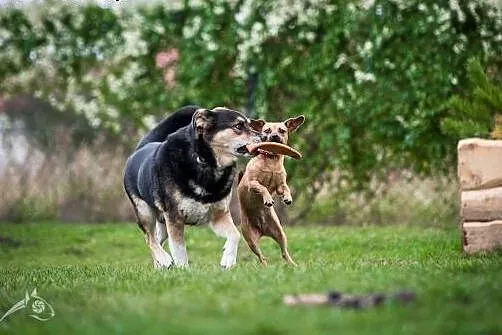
[237,115,305,266]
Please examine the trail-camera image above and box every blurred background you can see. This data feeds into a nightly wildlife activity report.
[0,0,501,226]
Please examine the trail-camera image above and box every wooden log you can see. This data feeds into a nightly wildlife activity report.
[461,187,502,221]
[463,221,502,254]
[458,138,502,190]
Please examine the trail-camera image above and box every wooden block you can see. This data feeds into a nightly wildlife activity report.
[463,221,502,254]
[461,187,502,221]
[458,138,502,190]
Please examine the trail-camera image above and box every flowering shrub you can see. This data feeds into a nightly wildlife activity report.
[1,0,501,214]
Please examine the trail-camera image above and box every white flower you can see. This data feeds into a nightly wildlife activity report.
[142,115,157,129]
[449,0,465,22]
[207,41,218,51]
[153,24,165,35]
[305,31,316,42]
[453,42,463,54]
[106,106,119,119]
[235,1,253,25]
[334,53,347,69]
[354,70,376,84]
[213,5,225,15]
[183,16,201,39]
[384,59,396,69]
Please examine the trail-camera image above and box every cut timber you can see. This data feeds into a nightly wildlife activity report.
[461,187,502,221]
[458,138,502,190]
[463,221,502,254]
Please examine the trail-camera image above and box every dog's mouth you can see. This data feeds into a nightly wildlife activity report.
[236,145,250,155]
[256,149,278,157]
[236,144,272,157]
[241,143,278,158]
[267,136,284,144]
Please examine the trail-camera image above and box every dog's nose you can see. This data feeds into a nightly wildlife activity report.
[269,134,282,143]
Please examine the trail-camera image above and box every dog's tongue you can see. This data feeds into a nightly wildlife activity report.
[246,142,302,159]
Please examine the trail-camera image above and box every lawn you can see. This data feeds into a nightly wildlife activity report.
[0,222,501,335]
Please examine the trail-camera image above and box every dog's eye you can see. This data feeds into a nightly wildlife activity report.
[233,123,244,131]
[264,128,272,134]
[279,128,287,134]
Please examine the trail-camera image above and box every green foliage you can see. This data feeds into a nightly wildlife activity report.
[441,58,502,139]
[6,196,57,223]
[1,223,502,334]
[1,0,502,215]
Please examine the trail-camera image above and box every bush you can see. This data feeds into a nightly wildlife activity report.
[441,58,502,140]
[1,0,501,220]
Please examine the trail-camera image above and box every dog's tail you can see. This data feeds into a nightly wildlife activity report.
[136,105,201,150]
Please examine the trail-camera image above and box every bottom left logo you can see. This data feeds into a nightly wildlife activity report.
[0,288,55,323]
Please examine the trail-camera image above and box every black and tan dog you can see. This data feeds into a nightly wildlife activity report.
[237,115,304,266]
[124,105,264,269]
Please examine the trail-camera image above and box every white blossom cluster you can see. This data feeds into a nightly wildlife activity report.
[1,4,153,132]
[232,0,334,77]
[1,0,502,132]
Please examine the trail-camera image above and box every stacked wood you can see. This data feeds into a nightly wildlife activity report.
[458,138,502,253]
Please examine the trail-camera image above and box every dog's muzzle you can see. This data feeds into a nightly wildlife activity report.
[236,133,263,155]
[268,134,284,143]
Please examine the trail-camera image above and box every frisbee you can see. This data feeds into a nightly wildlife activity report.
[246,142,302,159]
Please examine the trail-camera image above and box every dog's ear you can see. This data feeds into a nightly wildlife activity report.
[284,115,305,132]
[249,119,265,132]
[192,108,214,136]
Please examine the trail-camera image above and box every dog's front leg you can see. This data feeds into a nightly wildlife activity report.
[248,180,274,207]
[278,184,293,205]
[210,210,241,269]
[163,213,189,268]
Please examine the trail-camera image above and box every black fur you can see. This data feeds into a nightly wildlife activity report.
[135,105,199,150]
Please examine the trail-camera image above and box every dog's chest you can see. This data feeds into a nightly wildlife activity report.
[178,198,211,225]
[255,171,285,192]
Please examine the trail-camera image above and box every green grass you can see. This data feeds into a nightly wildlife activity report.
[0,223,501,335]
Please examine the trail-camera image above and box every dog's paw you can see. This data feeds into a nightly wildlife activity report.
[263,196,274,207]
[220,257,237,269]
[153,252,174,270]
[175,261,190,269]
[153,260,174,270]
[283,196,293,205]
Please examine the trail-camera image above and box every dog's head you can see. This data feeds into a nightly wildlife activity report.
[192,107,265,166]
[261,115,305,145]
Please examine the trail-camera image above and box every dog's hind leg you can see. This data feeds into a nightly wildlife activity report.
[163,213,189,268]
[132,196,173,269]
[241,221,267,266]
[264,210,297,266]
[210,210,241,269]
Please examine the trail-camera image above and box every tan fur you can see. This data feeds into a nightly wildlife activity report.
[237,116,304,266]
[211,128,251,167]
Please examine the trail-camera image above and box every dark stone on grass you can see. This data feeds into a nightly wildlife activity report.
[394,291,416,304]
[285,290,416,310]
[328,291,416,309]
